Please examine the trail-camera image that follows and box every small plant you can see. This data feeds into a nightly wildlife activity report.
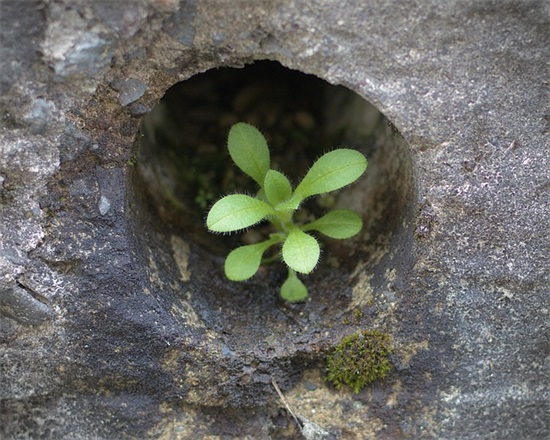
[206,122,367,302]
[327,330,392,393]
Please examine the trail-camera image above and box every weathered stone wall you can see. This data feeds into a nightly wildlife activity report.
[1,0,548,438]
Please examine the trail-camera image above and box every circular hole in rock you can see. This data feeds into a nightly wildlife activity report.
[130,60,413,356]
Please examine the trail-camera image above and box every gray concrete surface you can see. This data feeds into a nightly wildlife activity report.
[0,0,548,438]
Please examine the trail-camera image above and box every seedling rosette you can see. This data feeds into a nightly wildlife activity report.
[206,122,367,302]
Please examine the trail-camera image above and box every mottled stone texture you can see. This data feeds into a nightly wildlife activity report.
[0,0,548,439]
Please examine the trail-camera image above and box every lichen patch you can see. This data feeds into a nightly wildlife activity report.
[169,297,204,328]
[170,235,191,282]
[349,271,374,309]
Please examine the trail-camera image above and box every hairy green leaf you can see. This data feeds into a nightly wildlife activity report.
[224,239,279,281]
[282,229,320,274]
[273,194,302,211]
[264,170,292,206]
[206,194,274,232]
[294,149,367,199]
[228,122,270,185]
[302,209,363,239]
[280,270,308,302]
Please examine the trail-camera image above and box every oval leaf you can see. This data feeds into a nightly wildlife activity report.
[206,194,274,232]
[302,209,363,239]
[280,270,308,302]
[224,239,277,281]
[264,170,293,206]
[294,149,367,199]
[282,229,320,274]
[228,122,270,186]
[274,193,302,211]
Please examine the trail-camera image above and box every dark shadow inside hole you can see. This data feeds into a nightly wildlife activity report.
[132,60,413,339]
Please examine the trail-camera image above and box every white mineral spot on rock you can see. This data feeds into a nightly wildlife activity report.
[98,195,111,215]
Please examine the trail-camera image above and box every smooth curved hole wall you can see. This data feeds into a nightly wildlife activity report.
[130,60,413,345]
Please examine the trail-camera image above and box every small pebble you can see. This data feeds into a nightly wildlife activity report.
[303,380,318,391]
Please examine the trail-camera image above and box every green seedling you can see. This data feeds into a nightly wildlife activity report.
[206,122,367,302]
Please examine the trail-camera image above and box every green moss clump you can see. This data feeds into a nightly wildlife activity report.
[327,330,392,393]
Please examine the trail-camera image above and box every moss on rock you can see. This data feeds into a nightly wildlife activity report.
[327,330,392,393]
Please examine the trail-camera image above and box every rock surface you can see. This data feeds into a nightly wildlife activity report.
[1,0,548,438]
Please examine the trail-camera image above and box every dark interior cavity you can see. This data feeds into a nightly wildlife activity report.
[129,60,413,353]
